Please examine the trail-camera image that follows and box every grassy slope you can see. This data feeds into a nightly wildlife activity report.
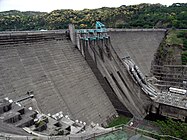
[107,115,131,128]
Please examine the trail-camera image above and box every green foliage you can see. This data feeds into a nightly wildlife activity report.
[166,30,184,46]
[183,40,187,50]
[158,30,187,65]
[177,30,187,50]
[177,30,187,38]
[35,120,46,127]
[181,52,187,65]
[0,3,187,31]
[107,115,130,128]
[155,118,187,139]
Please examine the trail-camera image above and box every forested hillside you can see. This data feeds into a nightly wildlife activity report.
[0,3,186,31]
[153,30,187,65]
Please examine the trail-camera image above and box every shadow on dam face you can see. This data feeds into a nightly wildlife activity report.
[109,29,166,76]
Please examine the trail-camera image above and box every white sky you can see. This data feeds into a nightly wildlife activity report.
[0,0,186,12]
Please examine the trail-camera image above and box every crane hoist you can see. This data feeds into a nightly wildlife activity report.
[77,21,108,40]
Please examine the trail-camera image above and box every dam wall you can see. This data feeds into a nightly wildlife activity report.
[0,31,117,125]
[76,32,153,119]
[108,29,187,121]
[109,29,166,76]
[75,28,187,122]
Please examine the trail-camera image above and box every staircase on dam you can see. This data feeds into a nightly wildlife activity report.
[0,31,117,126]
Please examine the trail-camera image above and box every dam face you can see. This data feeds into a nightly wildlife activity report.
[1,28,186,132]
[109,29,166,76]
[0,31,117,125]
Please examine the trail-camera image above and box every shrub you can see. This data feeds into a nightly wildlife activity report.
[181,52,187,65]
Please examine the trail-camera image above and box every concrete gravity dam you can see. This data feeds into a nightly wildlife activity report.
[0,31,117,127]
[0,27,187,138]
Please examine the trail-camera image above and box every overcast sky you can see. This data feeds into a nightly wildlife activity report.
[0,0,186,12]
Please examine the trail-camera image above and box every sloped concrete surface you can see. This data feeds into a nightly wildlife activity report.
[0,33,117,125]
[109,29,166,76]
[0,120,31,135]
